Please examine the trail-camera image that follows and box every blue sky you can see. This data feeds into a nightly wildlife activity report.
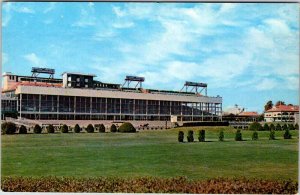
[2,2,299,113]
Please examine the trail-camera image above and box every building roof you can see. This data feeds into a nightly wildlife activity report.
[237,111,260,117]
[62,72,96,77]
[266,105,299,113]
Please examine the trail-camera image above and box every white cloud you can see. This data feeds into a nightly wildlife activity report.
[113,6,126,17]
[16,7,35,14]
[23,53,45,66]
[73,7,96,27]
[43,2,56,13]
[256,78,278,91]
[112,21,134,29]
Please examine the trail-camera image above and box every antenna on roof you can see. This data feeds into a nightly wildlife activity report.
[122,76,145,89]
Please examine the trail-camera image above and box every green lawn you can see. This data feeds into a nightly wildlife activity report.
[1,127,298,181]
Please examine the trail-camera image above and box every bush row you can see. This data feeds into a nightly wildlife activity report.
[1,122,136,134]
[178,129,293,142]
[249,122,298,131]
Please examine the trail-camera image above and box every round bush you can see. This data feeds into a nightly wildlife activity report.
[19,125,27,134]
[33,124,42,134]
[288,124,295,130]
[2,122,17,135]
[61,125,68,133]
[269,130,275,140]
[99,124,105,133]
[86,124,94,133]
[74,124,80,133]
[47,125,55,134]
[269,124,275,130]
[1,122,8,134]
[282,124,288,131]
[283,129,292,139]
[275,124,282,131]
[178,131,184,142]
[219,130,224,141]
[249,122,263,131]
[118,123,136,133]
[252,131,258,140]
[110,124,117,133]
[187,130,194,142]
[263,124,269,131]
[198,130,205,142]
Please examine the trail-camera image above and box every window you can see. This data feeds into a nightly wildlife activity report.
[85,84,88,88]
[68,83,71,87]
[76,78,80,82]
[68,77,71,81]
[85,78,88,82]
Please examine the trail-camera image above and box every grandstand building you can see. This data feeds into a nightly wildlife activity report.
[1,67,222,122]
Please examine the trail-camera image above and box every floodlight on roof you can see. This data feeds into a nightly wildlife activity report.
[180,81,208,95]
[122,75,145,88]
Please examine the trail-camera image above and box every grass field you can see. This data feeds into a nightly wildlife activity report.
[2,126,298,182]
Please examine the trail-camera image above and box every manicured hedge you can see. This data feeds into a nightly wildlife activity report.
[118,123,136,133]
[19,125,27,134]
[33,124,42,134]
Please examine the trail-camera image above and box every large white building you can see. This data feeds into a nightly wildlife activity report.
[264,105,299,123]
[1,68,223,122]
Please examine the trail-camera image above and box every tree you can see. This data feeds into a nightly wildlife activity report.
[275,101,285,107]
[34,124,42,134]
[249,122,263,131]
[295,123,299,130]
[198,130,205,142]
[264,101,273,111]
[269,130,275,140]
[252,131,258,140]
[178,131,184,142]
[235,130,242,141]
[61,125,68,133]
[187,130,194,142]
[288,124,295,130]
[263,123,270,131]
[99,124,106,133]
[275,124,282,131]
[269,123,275,130]
[74,124,80,133]
[258,114,264,122]
[283,129,292,139]
[86,124,94,133]
[219,130,224,141]
[47,125,55,133]
[287,103,293,106]
[282,124,288,131]
[110,124,117,133]
[19,125,27,134]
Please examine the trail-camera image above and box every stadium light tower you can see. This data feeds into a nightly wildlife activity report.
[180,81,207,95]
[122,76,145,89]
[31,67,55,79]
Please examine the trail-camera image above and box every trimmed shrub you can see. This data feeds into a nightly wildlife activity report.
[269,130,275,140]
[275,124,282,131]
[118,122,136,133]
[1,122,8,134]
[235,130,242,141]
[187,130,194,142]
[269,124,275,131]
[249,122,263,131]
[86,124,94,133]
[99,124,105,133]
[33,124,42,134]
[178,131,184,142]
[288,124,295,130]
[263,124,269,131]
[198,130,205,142]
[61,125,68,133]
[252,131,258,140]
[282,124,288,131]
[110,124,117,133]
[19,125,27,134]
[74,124,80,133]
[294,123,299,130]
[283,129,292,139]
[219,130,224,141]
[47,125,55,133]
[2,122,17,134]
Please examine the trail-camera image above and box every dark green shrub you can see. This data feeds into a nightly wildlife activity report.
[288,124,295,130]
[61,125,68,133]
[3,122,17,134]
[99,124,105,133]
[269,123,275,130]
[269,130,275,140]
[74,124,80,133]
[283,129,292,139]
[252,131,258,140]
[187,130,194,142]
[235,130,242,141]
[294,123,299,130]
[86,124,94,133]
[33,124,42,134]
[219,130,224,141]
[178,131,184,142]
[47,125,55,133]
[118,122,136,133]
[249,122,263,131]
[275,124,282,131]
[110,124,117,133]
[282,124,288,131]
[1,122,8,134]
[263,123,269,131]
[19,125,27,134]
[198,130,205,142]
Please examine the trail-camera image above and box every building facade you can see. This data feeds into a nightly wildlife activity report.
[1,68,223,122]
[264,105,299,123]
